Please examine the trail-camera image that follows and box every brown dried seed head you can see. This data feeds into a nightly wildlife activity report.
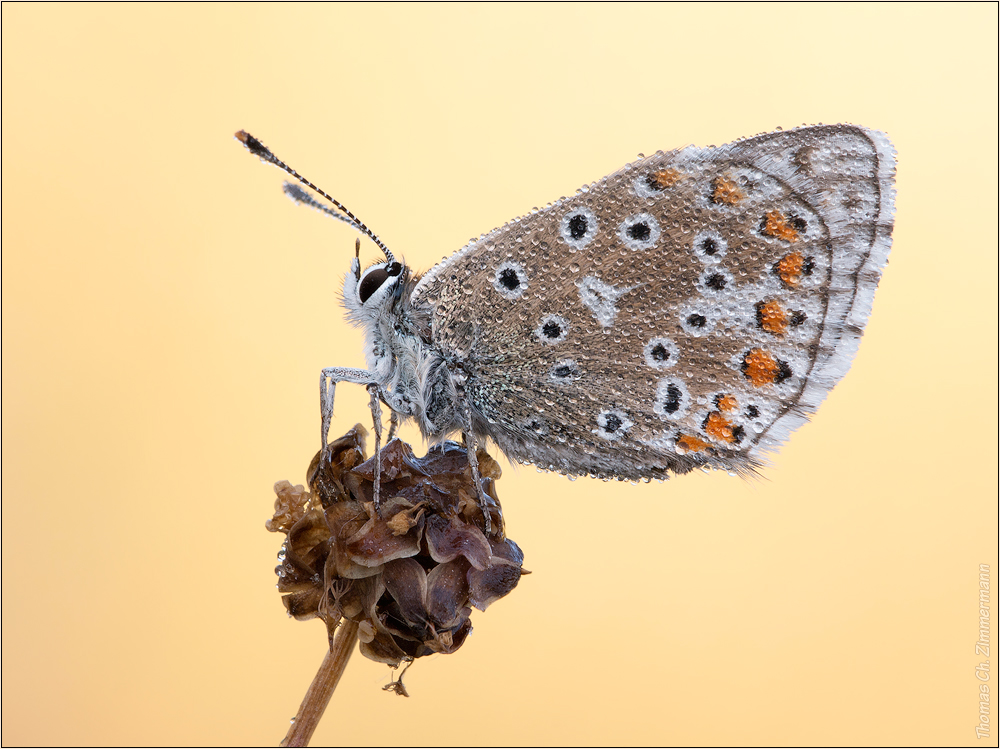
[268,425,525,669]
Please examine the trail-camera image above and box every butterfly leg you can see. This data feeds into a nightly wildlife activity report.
[460,402,492,536]
[320,367,394,516]
[387,409,401,441]
[320,366,381,448]
[367,384,384,516]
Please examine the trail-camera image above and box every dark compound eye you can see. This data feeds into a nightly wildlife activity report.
[358,267,392,304]
[568,214,588,240]
[385,262,403,276]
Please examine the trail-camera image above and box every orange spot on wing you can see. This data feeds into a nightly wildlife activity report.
[742,348,791,387]
[761,210,799,242]
[776,251,806,286]
[756,300,788,335]
[649,168,681,190]
[704,412,738,444]
[716,394,739,412]
[711,175,744,205]
[676,434,710,453]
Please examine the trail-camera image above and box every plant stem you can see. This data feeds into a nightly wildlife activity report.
[280,620,360,747]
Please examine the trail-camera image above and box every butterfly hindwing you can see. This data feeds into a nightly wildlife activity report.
[408,125,895,479]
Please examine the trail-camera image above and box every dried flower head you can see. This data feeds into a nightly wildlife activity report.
[268,425,525,667]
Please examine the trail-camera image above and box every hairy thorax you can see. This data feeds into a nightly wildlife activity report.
[365,298,463,443]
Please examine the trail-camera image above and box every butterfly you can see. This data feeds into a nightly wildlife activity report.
[238,125,895,497]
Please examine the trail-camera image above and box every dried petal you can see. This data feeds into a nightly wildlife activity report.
[282,588,324,621]
[419,442,502,481]
[426,616,472,655]
[425,515,492,570]
[285,509,331,574]
[329,505,384,579]
[341,575,384,621]
[357,619,376,644]
[468,538,525,611]
[307,426,368,508]
[360,627,410,665]
[343,504,422,568]
[350,439,431,484]
[382,558,428,627]
[276,548,319,594]
[330,541,382,580]
[426,559,471,628]
[266,480,311,533]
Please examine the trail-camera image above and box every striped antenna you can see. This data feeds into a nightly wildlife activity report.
[235,130,395,263]
[282,183,354,226]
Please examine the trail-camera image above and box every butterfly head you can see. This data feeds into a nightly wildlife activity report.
[343,256,407,321]
[232,130,408,323]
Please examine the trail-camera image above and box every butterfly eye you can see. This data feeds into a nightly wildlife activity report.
[386,262,403,277]
[358,266,393,304]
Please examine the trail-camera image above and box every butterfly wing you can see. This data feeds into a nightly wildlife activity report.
[408,125,896,479]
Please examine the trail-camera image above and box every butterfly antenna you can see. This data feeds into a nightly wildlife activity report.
[282,182,355,227]
[235,130,395,264]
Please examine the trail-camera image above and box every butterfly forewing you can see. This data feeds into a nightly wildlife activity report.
[409,125,895,480]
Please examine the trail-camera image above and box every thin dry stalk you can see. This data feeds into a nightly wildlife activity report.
[280,620,360,748]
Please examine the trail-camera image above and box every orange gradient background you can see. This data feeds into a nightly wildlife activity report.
[3,4,997,746]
